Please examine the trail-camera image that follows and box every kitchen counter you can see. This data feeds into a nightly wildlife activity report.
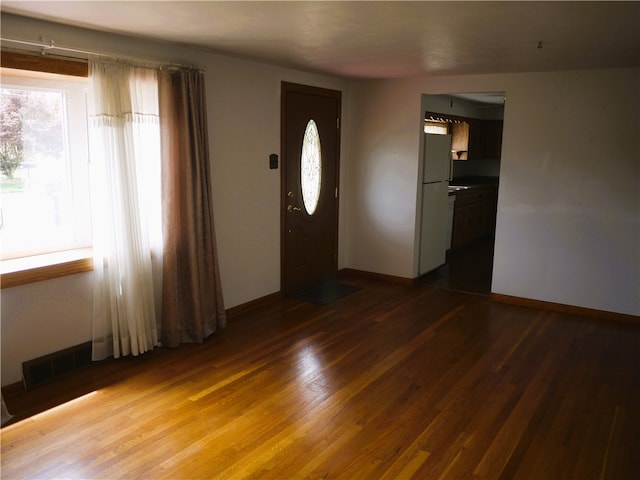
[448,183,497,195]
[448,185,471,195]
[450,175,499,186]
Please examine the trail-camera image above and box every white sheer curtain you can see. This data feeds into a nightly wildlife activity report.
[88,59,162,360]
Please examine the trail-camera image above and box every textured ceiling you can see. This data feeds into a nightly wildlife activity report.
[2,1,639,79]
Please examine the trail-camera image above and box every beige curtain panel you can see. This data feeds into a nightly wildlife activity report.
[159,69,226,348]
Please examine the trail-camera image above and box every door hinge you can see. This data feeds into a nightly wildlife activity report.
[337,117,340,129]
[335,187,338,198]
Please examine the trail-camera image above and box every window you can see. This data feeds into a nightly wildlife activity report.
[0,56,92,287]
[424,120,449,135]
[1,74,90,258]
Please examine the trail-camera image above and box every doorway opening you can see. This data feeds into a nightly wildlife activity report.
[419,92,505,295]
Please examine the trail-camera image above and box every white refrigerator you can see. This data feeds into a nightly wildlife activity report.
[419,133,452,275]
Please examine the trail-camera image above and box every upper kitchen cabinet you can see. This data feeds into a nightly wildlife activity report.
[484,120,504,159]
[468,119,503,160]
[425,112,503,162]
[451,121,470,160]
[424,93,505,162]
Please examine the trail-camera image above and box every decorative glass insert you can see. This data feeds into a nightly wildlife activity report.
[300,119,322,215]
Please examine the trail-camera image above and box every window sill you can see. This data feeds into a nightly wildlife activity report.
[1,248,93,289]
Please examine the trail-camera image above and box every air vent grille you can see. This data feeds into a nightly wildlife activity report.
[22,342,92,390]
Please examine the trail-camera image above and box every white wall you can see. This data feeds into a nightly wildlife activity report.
[344,80,423,278]
[346,69,639,316]
[423,93,504,121]
[0,14,350,386]
[1,272,93,384]
[493,69,639,315]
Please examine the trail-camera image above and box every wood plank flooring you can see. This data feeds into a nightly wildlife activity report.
[2,277,639,479]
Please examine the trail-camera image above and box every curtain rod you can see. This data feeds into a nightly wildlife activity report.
[0,36,205,72]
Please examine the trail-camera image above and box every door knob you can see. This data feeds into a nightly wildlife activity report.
[287,205,301,212]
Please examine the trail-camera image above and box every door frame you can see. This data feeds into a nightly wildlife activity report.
[280,81,342,293]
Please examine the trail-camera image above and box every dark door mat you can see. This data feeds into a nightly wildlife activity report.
[290,280,361,305]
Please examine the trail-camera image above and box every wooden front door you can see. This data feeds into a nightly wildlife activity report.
[281,82,341,296]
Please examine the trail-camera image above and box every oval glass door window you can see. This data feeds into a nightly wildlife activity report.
[300,119,322,215]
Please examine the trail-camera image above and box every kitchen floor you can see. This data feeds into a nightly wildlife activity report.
[420,236,495,295]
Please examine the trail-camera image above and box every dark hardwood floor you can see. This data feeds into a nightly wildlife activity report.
[2,276,639,479]
[420,236,495,295]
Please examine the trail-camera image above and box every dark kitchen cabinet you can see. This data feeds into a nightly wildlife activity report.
[483,120,503,159]
[467,120,483,160]
[451,186,498,250]
[468,120,503,160]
